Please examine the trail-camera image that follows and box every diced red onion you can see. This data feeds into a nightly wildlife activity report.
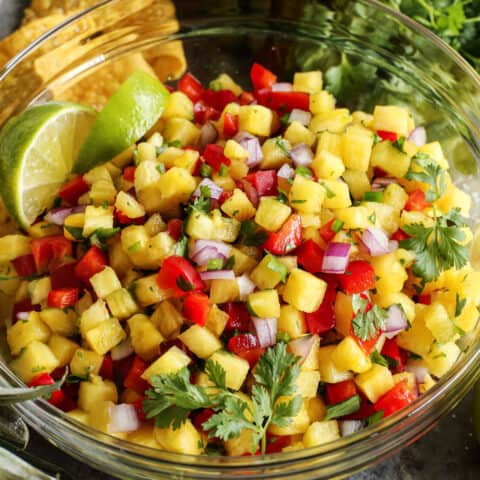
[289,109,312,126]
[384,304,408,339]
[200,270,235,281]
[371,177,397,191]
[290,143,313,167]
[193,247,226,267]
[362,228,398,257]
[277,163,295,180]
[408,126,427,147]
[111,338,134,361]
[321,242,351,274]
[198,121,218,150]
[272,82,293,92]
[405,362,429,384]
[237,274,255,300]
[340,420,364,436]
[16,312,30,321]
[44,205,86,225]
[288,335,316,364]
[193,178,223,200]
[108,403,140,433]
[252,317,277,348]
[190,240,232,266]
[238,179,259,208]
[235,132,263,168]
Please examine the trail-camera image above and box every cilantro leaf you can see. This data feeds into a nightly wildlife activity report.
[370,350,389,368]
[392,136,406,152]
[176,275,194,292]
[455,293,467,317]
[275,137,291,158]
[265,253,288,282]
[187,186,211,216]
[405,153,446,201]
[205,359,226,389]
[238,220,268,247]
[174,235,189,257]
[352,294,388,341]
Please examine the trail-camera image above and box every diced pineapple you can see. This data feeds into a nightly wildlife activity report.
[317,345,353,383]
[10,341,59,383]
[39,308,77,337]
[154,419,203,455]
[205,304,229,336]
[400,210,435,229]
[0,235,31,262]
[63,213,85,240]
[248,289,281,318]
[83,205,114,237]
[309,109,352,134]
[162,91,194,120]
[238,105,274,137]
[229,247,257,275]
[435,182,471,217]
[224,429,255,456]
[424,342,460,377]
[155,167,197,215]
[372,105,410,136]
[283,268,327,313]
[208,350,249,390]
[293,71,323,93]
[172,149,199,174]
[128,314,164,361]
[28,222,63,238]
[142,346,191,383]
[137,142,157,163]
[108,239,133,279]
[342,170,371,201]
[179,325,222,359]
[397,307,434,357]
[135,161,161,192]
[355,364,395,403]
[301,335,321,371]
[371,141,410,178]
[151,299,185,338]
[423,302,456,343]
[341,125,374,172]
[333,335,372,373]
[115,191,145,219]
[418,141,449,169]
[278,305,307,339]
[7,311,50,355]
[312,150,345,180]
[84,166,112,184]
[363,202,400,235]
[374,292,415,324]
[334,206,371,230]
[255,197,291,232]
[419,373,436,394]
[211,73,243,95]
[70,348,103,377]
[303,421,340,447]
[393,372,417,394]
[144,213,166,236]
[88,401,127,438]
[89,179,117,206]
[296,370,321,398]
[383,183,408,211]
[260,137,291,169]
[269,399,310,435]
[85,318,126,355]
[284,121,316,146]
[28,275,51,305]
[127,425,161,448]
[289,175,325,214]
[306,396,327,422]
[224,139,249,161]
[454,301,479,332]
[334,292,353,337]
[106,288,139,319]
[310,91,335,114]
[48,334,78,367]
[162,118,200,146]
[370,252,407,296]
[209,278,240,304]
[221,188,256,221]
[352,111,373,127]
[67,409,90,425]
[320,180,352,209]
[89,266,122,298]
[79,299,110,336]
[78,375,118,412]
[250,255,283,289]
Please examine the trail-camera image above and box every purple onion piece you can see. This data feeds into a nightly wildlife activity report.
[290,143,313,167]
[252,317,277,348]
[321,242,351,274]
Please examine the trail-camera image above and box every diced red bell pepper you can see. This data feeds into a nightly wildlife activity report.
[256,89,310,113]
[193,101,221,124]
[390,229,410,242]
[123,166,136,183]
[204,89,238,112]
[320,218,338,243]
[305,283,336,334]
[193,408,215,434]
[183,292,210,327]
[228,333,265,367]
[29,373,64,407]
[178,72,205,103]
[337,261,375,295]
[374,380,416,417]
[47,288,79,309]
[342,397,376,420]
[416,294,431,305]
[99,354,114,381]
[74,245,108,283]
[218,190,233,205]
[237,179,259,208]
[203,144,231,172]
[124,355,150,395]
[376,130,398,142]
[263,214,302,256]
[296,239,325,274]
[223,113,239,137]
[352,329,382,356]
[11,254,36,277]
[57,393,77,412]
[160,338,195,362]
[223,302,251,332]
[31,235,73,273]
[325,380,357,405]
[381,338,404,373]
[58,176,89,205]
[167,219,183,241]
[265,434,292,454]
[404,189,430,211]
[115,208,145,225]
[157,255,206,297]
[245,170,278,196]
[250,63,277,91]
[113,354,134,385]
[50,262,84,290]
[12,298,40,324]
[129,396,147,422]
[239,91,255,105]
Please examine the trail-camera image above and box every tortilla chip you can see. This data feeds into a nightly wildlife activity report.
[145,39,187,81]
[22,0,101,23]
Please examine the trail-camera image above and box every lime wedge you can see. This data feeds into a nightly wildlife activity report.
[0,102,96,229]
[73,70,170,174]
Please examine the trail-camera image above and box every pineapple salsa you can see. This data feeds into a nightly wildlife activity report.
[2,62,479,456]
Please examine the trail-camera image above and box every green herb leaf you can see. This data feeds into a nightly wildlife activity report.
[127,241,142,253]
[199,163,213,178]
[405,153,446,201]
[238,220,268,247]
[321,182,336,199]
[324,395,361,420]
[174,235,188,257]
[367,410,384,426]
[64,225,84,240]
[156,163,166,174]
[265,254,288,282]
[219,164,229,177]
[455,293,467,317]
[176,275,195,292]
[275,137,291,158]
[295,166,313,178]
[370,350,389,368]
[392,136,406,152]
[351,294,388,341]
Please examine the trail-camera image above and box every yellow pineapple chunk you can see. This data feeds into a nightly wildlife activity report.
[85,318,126,355]
[248,289,281,318]
[284,121,316,146]
[209,279,240,304]
[255,197,291,231]
[372,105,410,136]
[89,266,122,298]
[82,205,114,237]
[341,125,374,172]
[371,141,410,178]
[296,370,321,398]
[289,175,325,214]
[331,336,372,373]
[70,348,103,378]
[48,334,78,367]
[127,425,161,449]
[355,364,395,403]
[208,350,249,390]
[238,105,274,137]
[115,191,145,219]
[10,341,59,383]
[424,342,460,377]
[320,180,352,209]
[151,299,185,338]
[179,325,222,359]
[278,305,307,339]
[293,71,323,93]
[383,183,408,211]
[370,252,407,296]
[154,420,203,455]
[142,346,191,383]
[312,150,345,180]
[0,235,31,262]
[78,375,118,413]
[224,139,249,161]
[128,314,164,361]
[7,311,50,356]
[423,302,456,343]
[303,421,340,447]
[106,288,139,319]
[310,91,335,114]
[39,308,77,337]
[205,304,229,336]
[260,137,291,169]
[79,299,110,336]
[283,268,327,313]
[342,170,371,201]
[221,188,256,221]
[162,91,194,120]
[269,399,310,435]
[162,118,200,146]
[317,346,353,383]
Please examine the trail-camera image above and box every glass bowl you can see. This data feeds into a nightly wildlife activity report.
[1,0,480,478]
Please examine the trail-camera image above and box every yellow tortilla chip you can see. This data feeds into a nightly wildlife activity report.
[145,39,187,82]
[22,0,100,23]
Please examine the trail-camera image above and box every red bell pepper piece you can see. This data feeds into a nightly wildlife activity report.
[157,255,206,297]
[416,294,431,305]
[404,189,430,211]
[256,89,310,113]
[183,292,210,327]
[337,261,376,295]
[265,434,292,453]
[204,89,238,111]
[193,101,221,124]
[203,144,231,172]
[374,380,416,417]
[223,302,251,332]
[376,130,398,142]
[29,373,64,407]
[237,179,259,208]
[178,72,205,103]
[193,408,215,434]
[74,245,108,283]
[123,166,136,183]
[50,262,84,290]
[381,338,404,373]
[390,229,410,242]
[305,283,336,334]
[167,219,183,241]
[223,112,239,137]
[353,329,382,355]
[115,209,145,225]
[263,214,302,256]
[245,170,278,196]
[124,355,150,395]
[228,333,265,367]
[218,190,233,205]
[325,380,357,405]
[250,63,277,90]
[47,288,79,309]
[11,254,36,277]
[319,218,338,243]
[99,354,114,381]
[129,396,148,422]
[239,91,255,105]
[57,393,77,412]
[58,176,89,205]
[296,239,325,274]
[12,298,40,324]
[31,235,73,273]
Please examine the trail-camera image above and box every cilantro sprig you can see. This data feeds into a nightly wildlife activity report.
[351,294,388,341]
[405,153,446,202]
[143,343,301,454]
